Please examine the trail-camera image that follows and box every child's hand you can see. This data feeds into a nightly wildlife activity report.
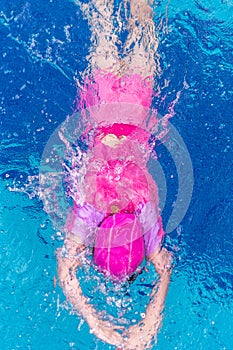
[86,314,124,347]
[149,246,173,277]
[57,246,124,347]
[121,316,161,350]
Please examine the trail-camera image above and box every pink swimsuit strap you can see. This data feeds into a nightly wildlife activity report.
[95,123,150,148]
[80,122,149,147]
[97,123,137,138]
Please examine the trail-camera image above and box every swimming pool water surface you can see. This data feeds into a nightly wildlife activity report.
[0,0,233,349]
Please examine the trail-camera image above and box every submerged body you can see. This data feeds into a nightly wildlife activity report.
[57,1,172,349]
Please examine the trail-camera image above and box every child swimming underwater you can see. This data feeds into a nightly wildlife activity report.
[57,1,172,349]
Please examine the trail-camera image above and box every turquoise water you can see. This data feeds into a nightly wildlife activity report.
[1,0,233,349]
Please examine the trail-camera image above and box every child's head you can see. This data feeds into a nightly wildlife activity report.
[93,212,145,280]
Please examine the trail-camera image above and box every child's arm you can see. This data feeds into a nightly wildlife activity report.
[122,245,172,350]
[57,234,123,347]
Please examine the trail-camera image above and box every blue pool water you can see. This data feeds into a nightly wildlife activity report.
[0,1,233,349]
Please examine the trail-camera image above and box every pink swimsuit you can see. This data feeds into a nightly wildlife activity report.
[66,70,164,279]
[79,69,153,110]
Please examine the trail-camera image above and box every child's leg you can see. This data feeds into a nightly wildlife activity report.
[123,0,160,78]
[82,0,120,72]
